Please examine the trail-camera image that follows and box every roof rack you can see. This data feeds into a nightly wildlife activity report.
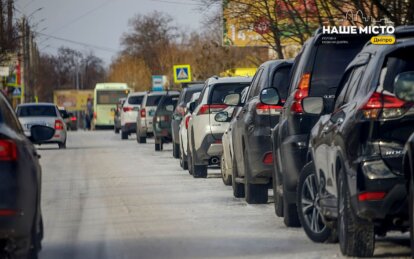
[394,25,414,38]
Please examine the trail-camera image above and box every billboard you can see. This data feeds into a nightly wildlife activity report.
[54,90,94,111]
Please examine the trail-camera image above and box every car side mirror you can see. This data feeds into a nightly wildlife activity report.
[302,97,324,115]
[260,87,280,105]
[215,111,230,122]
[188,101,196,114]
[223,93,241,106]
[29,125,55,144]
[394,71,414,102]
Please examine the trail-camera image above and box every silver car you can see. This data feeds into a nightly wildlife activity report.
[16,103,67,149]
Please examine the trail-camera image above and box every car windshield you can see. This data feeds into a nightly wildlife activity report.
[17,105,57,117]
[209,83,250,104]
[128,95,144,105]
[146,95,164,106]
[97,91,129,105]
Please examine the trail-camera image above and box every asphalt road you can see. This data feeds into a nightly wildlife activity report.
[37,131,411,259]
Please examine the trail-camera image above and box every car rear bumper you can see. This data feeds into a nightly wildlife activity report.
[194,133,223,164]
[122,123,136,134]
[246,134,273,180]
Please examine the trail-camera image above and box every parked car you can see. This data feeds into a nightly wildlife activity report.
[58,107,77,131]
[0,92,54,258]
[271,31,373,226]
[153,91,180,151]
[136,91,168,143]
[121,92,145,140]
[220,87,250,186]
[295,27,414,257]
[178,92,201,171]
[17,103,67,149]
[114,98,126,134]
[220,60,293,204]
[171,82,204,158]
[187,76,252,178]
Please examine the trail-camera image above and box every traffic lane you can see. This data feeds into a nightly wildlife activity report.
[37,131,411,259]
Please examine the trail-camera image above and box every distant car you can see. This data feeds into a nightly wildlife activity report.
[0,92,54,258]
[153,92,180,151]
[58,107,77,131]
[187,76,252,178]
[121,92,145,140]
[178,92,201,171]
[17,103,67,149]
[114,98,126,134]
[171,82,204,158]
[136,91,169,143]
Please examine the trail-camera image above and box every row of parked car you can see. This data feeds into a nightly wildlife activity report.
[115,25,414,257]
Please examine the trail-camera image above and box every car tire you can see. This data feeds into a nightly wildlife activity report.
[114,127,120,134]
[180,143,188,170]
[243,147,268,204]
[232,156,245,198]
[272,172,284,217]
[283,180,301,227]
[173,143,180,159]
[221,156,232,186]
[121,131,128,140]
[193,165,207,178]
[338,169,375,257]
[297,162,335,243]
[410,178,414,256]
[58,140,66,149]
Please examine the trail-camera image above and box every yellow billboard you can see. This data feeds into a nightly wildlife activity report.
[54,90,94,111]
[220,68,257,77]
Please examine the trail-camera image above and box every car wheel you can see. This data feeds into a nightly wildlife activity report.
[173,143,180,159]
[243,148,268,204]
[193,165,207,178]
[338,169,375,257]
[272,171,283,217]
[221,156,232,186]
[114,126,120,134]
[187,150,193,175]
[232,156,245,198]
[121,131,128,140]
[297,162,335,243]
[283,179,301,227]
[58,140,66,149]
[180,142,188,170]
[410,178,414,256]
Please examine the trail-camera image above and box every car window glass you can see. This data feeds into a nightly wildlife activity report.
[288,49,305,95]
[17,105,58,117]
[210,83,250,104]
[247,69,263,99]
[272,66,292,100]
[128,95,144,105]
[334,69,353,110]
[0,94,23,133]
[379,48,414,93]
[198,83,208,104]
[343,65,366,103]
[146,95,163,106]
[184,88,202,103]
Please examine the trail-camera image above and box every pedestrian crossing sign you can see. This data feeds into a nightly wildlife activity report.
[173,65,192,84]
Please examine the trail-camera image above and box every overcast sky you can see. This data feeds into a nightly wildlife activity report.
[15,0,214,65]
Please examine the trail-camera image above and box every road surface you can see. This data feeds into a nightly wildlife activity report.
[38,131,411,259]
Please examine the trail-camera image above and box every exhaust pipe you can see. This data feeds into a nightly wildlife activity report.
[210,157,220,164]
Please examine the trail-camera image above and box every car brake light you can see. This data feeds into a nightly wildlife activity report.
[360,92,409,120]
[185,116,191,129]
[140,109,146,118]
[291,73,311,114]
[197,104,227,115]
[358,192,386,201]
[256,103,283,115]
[0,140,18,161]
[123,106,133,112]
[0,209,17,216]
[263,152,273,165]
[55,120,64,130]
[70,116,77,122]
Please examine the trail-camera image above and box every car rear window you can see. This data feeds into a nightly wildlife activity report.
[309,37,370,97]
[146,95,164,106]
[158,95,180,111]
[18,105,57,117]
[209,83,250,104]
[97,91,129,105]
[184,88,203,103]
[381,47,414,93]
[272,66,292,100]
[59,110,69,118]
[128,95,144,105]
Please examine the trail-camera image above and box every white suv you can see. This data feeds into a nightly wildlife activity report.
[136,91,179,143]
[121,92,145,140]
[187,77,252,178]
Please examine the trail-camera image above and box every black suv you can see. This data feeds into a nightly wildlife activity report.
[271,30,373,226]
[171,83,204,158]
[223,60,293,204]
[0,92,55,258]
[298,27,414,257]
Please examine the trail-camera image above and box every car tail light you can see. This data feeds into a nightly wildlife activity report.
[263,152,273,165]
[123,106,133,112]
[70,116,77,122]
[185,116,191,129]
[55,120,64,130]
[140,109,146,118]
[157,115,170,122]
[256,103,283,115]
[215,139,222,144]
[360,92,409,120]
[197,104,227,115]
[358,191,386,201]
[291,73,311,114]
[0,140,17,161]
[0,209,17,216]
